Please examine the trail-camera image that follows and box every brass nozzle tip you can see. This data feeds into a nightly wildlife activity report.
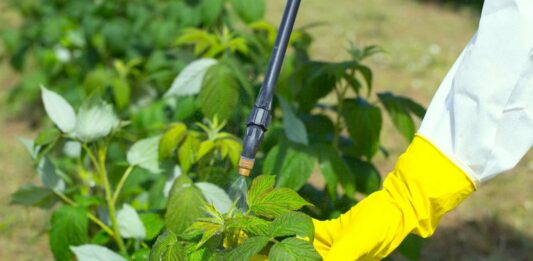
[238,157,254,177]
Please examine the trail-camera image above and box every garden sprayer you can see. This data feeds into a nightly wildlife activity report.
[238,0,301,177]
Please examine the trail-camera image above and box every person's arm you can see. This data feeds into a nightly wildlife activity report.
[313,1,533,260]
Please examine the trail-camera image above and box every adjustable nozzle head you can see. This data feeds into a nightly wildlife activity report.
[239,120,267,177]
[238,157,254,177]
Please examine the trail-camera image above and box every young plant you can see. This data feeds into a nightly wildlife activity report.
[150,175,320,261]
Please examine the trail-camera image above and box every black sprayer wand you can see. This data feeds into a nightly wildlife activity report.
[238,0,301,177]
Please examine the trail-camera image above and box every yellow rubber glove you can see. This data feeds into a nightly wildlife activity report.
[313,135,476,261]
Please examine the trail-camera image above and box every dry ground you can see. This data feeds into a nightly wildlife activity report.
[0,0,531,260]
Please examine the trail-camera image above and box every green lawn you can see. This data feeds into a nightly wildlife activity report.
[0,0,531,260]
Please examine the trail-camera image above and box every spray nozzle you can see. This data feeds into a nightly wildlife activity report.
[238,0,301,177]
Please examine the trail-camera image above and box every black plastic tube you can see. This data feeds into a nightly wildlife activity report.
[240,0,301,169]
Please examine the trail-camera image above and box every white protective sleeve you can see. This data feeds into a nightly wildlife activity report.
[418,0,533,184]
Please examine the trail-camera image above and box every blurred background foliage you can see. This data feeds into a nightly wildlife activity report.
[1,0,531,260]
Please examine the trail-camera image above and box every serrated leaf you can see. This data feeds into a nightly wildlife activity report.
[342,98,382,160]
[227,215,271,236]
[41,86,76,133]
[230,0,265,23]
[269,238,321,261]
[226,236,270,261]
[197,63,240,121]
[10,184,58,208]
[262,145,314,191]
[164,58,217,97]
[50,206,89,261]
[270,212,314,241]
[165,176,207,235]
[128,136,161,173]
[195,182,232,214]
[159,123,187,159]
[149,232,185,261]
[278,96,308,145]
[70,244,126,261]
[74,97,119,142]
[249,187,312,219]
[246,175,275,207]
[140,213,165,241]
[117,204,146,239]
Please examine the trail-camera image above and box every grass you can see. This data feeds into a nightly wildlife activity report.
[0,0,531,260]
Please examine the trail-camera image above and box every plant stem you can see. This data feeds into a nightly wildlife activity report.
[112,165,135,204]
[97,145,127,255]
[333,84,349,149]
[83,143,100,173]
[53,190,115,236]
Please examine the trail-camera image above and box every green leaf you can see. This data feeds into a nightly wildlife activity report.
[270,212,314,241]
[50,206,89,261]
[269,238,321,261]
[378,92,416,141]
[227,215,271,236]
[313,144,355,199]
[197,140,215,160]
[230,0,265,23]
[128,136,161,173]
[10,184,58,208]
[37,157,65,191]
[195,182,232,214]
[263,145,314,191]
[226,236,270,261]
[342,98,382,159]
[177,132,201,173]
[216,138,242,166]
[117,204,146,239]
[357,64,373,94]
[74,97,119,142]
[165,176,207,235]
[249,187,312,219]
[18,137,38,159]
[70,244,126,261]
[41,86,76,133]
[345,158,381,195]
[83,69,113,95]
[398,234,424,261]
[198,63,240,121]
[302,115,335,144]
[200,0,224,26]
[293,62,338,112]
[149,232,186,261]
[35,127,60,147]
[111,78,131,110]
[164,58,217,98]
[278,96,308,145]
[247,175,276,206]
[159,123,188,159]
[140,213,165,241]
